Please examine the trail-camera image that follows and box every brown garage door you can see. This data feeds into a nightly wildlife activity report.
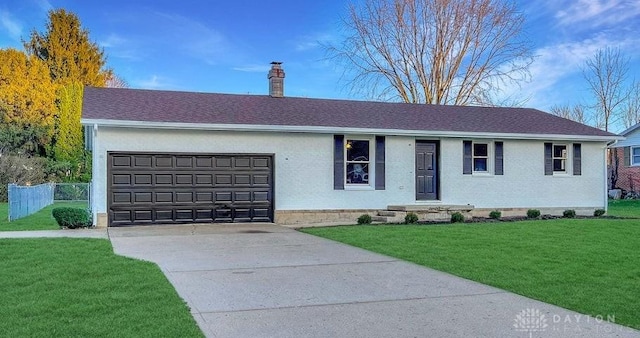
[108,152,273,226]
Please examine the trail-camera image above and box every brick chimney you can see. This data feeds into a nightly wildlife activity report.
[268,62,285,98]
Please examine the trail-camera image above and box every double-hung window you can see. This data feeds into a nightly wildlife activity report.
[473,143,489,172]
[346,139,370,185]
[553,144,567,172]
[633,147,640,166]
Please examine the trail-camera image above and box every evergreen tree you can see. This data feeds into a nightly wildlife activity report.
[24,8,112,86]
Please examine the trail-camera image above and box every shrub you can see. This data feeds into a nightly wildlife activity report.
[451,212,465,223]
[563,209,576,218]
[526,209,541,219]
[404,212,419,224]
[594,209,606,217]
[489,210,502,219]
[52,207,91,229]
[357,214,372,225]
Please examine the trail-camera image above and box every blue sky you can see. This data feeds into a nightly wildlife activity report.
[1,0,639,132]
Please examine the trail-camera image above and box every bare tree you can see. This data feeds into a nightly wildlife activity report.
[327,0,533,105]
[106,74,129,88]
[622,81,640,129]
[583,48,630,132]
[550,104,588,125]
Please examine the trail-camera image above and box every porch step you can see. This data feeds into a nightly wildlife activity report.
[387,204,474,212]
[377,210,396,217]
[371,216,388,223]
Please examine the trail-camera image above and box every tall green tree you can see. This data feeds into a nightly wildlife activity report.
[0,48,57,155]
[24,8,112,87]
[53,82,84,162]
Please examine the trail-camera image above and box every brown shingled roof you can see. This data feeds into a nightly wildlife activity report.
[81,86,615,138]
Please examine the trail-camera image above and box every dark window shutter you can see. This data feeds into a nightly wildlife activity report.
[494,142,504,175]
[334,135,344,190]
[624,147,631,166]
[375,136,385,190]
[544,143,553,175]
[573,143,581,175]
[463,141,472,174]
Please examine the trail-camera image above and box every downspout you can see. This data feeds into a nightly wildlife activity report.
[605,140,618,212]
[91,124,98,226]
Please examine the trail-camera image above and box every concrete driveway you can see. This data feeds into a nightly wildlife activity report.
[108,224,639,338]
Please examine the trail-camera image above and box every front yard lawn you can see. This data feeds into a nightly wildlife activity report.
[0,238,203,337]
[0,202,87,231]
[607,199,640,218]
[301,218,640,330]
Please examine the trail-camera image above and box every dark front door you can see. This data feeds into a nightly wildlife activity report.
[416,141,438,200]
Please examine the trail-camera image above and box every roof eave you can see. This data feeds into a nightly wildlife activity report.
[81,118,622,142]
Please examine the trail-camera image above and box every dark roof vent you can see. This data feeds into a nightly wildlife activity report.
[268,62,285,98]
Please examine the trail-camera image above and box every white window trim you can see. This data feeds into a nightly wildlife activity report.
[552,143,571,176]
[470,140,493,175]
[632,146,640,166]
[344,136,375,189]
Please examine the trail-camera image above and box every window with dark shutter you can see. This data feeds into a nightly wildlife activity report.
[544,143,553,175]
[463,141,472,174]
[573,143,581,175]
[624,147,631,166]
[334,135,344,190]
[375,136,385,190]
[495,142,504,175]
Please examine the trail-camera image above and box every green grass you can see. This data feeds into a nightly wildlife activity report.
[0,238,203,337]
[607,199,640,218]
[0,202,87,231]
[301,219,640,330]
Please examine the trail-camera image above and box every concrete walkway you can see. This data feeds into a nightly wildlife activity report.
[0,228,108,239]
[107,223,640,338]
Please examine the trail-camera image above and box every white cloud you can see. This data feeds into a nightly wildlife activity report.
[135,75,173,90]
[555,0,640,28]
[99,34,142,60]
[294,33,335,51]
[34,0,53,13]
[154,12,231,65]
[0,10,22,41]
[233,64,271,72]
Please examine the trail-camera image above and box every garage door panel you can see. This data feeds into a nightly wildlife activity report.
[176,174,193,185]
[112,174,131,185]
[215,157,232,168]
[234,174,251,185]
[195,174,212,185]
[155,156,173,167]
[156,209,173,221]
[134,210,153,222]
[112,155,132,167]
[195,157,213,168]
[134,192,152,203]
[156,174,173,185]
[176,157,193,167]
[155,192,174,203]
[112,192,131,204]
[108,153,273,226]
[134,174,152,185]
[134,156,152,168]
[175,192,194,203]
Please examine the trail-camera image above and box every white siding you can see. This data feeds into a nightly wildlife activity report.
[91,127,608,217]
[440,139,607,208]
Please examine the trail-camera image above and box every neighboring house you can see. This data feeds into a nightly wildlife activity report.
[610,122,640,194]
[81,63,620,227]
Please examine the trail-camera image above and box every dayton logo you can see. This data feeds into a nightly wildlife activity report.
[514,308,549,337]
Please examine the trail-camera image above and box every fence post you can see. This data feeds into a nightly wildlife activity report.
[8,184,14,221]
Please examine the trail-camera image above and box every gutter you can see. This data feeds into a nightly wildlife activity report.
[81,118,623,143]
